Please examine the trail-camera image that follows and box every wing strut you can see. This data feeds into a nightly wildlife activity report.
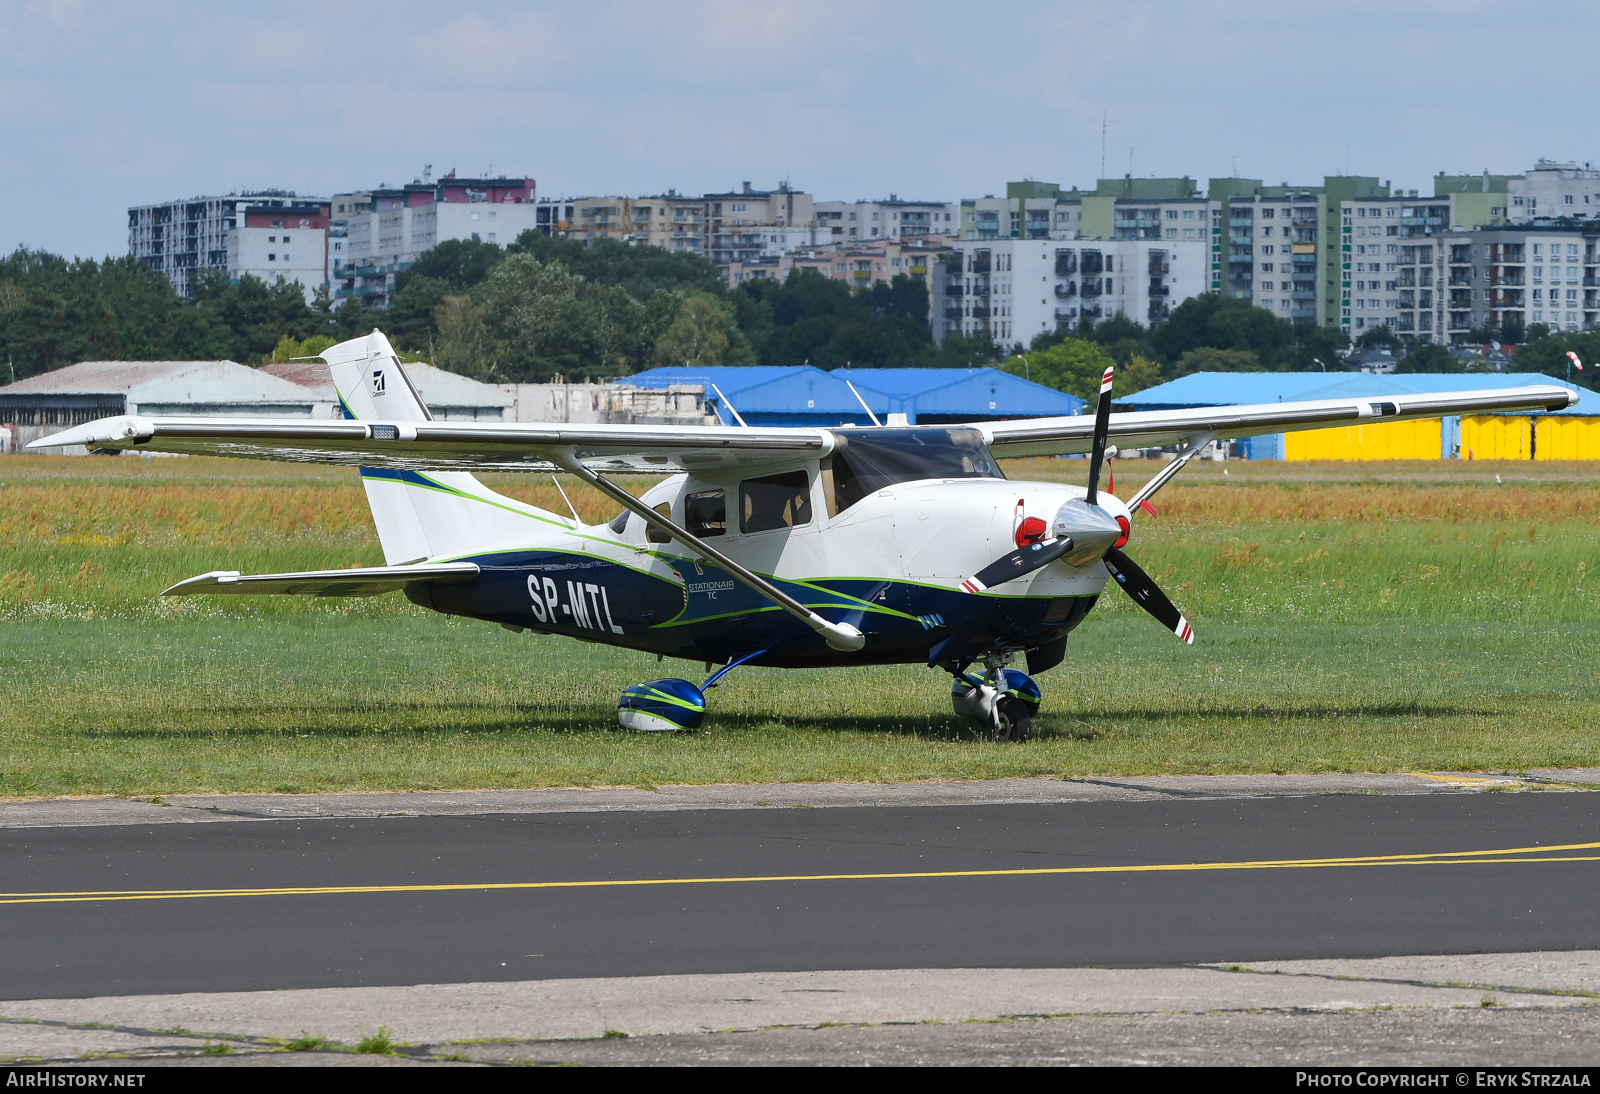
[553,455,865,653]
[1126,430,1216,515]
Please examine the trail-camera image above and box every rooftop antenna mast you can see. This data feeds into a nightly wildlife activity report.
[1099,111,1118,179]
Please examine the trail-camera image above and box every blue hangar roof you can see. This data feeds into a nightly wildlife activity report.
[1117,372,1597,416]
[627,365,1085,426]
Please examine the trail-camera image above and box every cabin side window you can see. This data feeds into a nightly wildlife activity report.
[685,490,726,537]
[739,471,812,533]
[647,502,672,543]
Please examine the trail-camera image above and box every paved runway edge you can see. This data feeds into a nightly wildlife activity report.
[1,952,1597,1062]
[3,769,1597,828]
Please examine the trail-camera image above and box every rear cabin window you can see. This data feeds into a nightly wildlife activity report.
[740,471,813,533]
[685,490,726,537]
[822,428,1002,515]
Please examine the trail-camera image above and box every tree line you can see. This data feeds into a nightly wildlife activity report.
[0,233,984,385]
[2,237,1592,397]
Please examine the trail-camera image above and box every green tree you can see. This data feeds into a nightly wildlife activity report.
[508,232,726,301]
[1394,343,1459,373]
[1508,329,1600,388]
[477,254,648,381]
[1001,337,1117,404]
[1172,347,1263,376]
[1151,292,1293,371]
[433,295,492,379]
[1355,324,1398,349]
[655,295,731,369]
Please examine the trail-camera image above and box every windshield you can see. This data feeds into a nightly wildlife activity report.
[825,427,1003,514]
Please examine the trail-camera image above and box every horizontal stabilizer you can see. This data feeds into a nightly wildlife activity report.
[162,561,480,598]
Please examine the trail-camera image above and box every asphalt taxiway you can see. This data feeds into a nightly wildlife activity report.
[1,773,1597,1064]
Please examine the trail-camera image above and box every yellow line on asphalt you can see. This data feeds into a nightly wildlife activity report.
[1,841,1596,906]
[1407,772,1508,785]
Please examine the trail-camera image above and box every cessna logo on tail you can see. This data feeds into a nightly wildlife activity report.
[371,369,386,397]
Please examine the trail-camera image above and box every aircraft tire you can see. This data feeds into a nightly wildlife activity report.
[990,701,1032,743]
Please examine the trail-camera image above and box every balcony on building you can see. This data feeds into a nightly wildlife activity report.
[1055,282,1077,298]
[971,305,992,319]
[1055,253,1077,275]
[1055,306,1078,320]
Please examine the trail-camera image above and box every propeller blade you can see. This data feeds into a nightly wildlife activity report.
[1084,364,1115,506]
[962,536,1073,594]
[1102,546,1193,644]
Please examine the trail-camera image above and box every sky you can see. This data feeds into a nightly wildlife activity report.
[4,0,1598,260]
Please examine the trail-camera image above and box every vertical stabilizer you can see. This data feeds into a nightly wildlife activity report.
[319,331,571,564]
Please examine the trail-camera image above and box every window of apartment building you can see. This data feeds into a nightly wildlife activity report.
[1183,210,1196,220]
[1569,244,1581,257]
[1565,195,1575,205]
[1262,226,1273,237]
[1261,262,1274,272]
[283,234,291,243]
[871,213,878,220]
[1166,209,1178,219]
[1166,228,1177,238]
[267,253,276,261]
[848,212,857,220]
[1183,228,1195,239]
[1262,245,1274,255]
[732,203,747,212]
[267,235,276,242]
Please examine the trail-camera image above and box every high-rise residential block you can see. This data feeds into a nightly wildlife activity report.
[931,236,1206,347]
[813,197,958,242]
[128,191,328,301]
[331,173,536,308]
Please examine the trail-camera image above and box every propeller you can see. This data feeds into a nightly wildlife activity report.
[1103,547,1193,644]
[1083,364,1115,506]
[957,361,1198,645]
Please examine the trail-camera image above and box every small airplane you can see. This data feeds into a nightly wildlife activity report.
[34,331,1577,740]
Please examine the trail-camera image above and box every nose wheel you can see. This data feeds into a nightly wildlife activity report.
[991,696,1033,743]
[948,652,1041,743]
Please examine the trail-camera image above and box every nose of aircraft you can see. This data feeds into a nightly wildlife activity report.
[1051,498,1124,568]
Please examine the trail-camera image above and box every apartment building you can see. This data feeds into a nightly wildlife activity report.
[1427,220,1600,341]
[128,191,326,299]
[958,178,1206,244]
[813,197,958,242]
[931,236,1205,346]
[332,174,536,308]
[1508,160,1600,223]
[702,182,815,269]
[226,197,331,303]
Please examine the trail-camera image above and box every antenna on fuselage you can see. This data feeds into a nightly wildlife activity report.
[710,383,748,427]
[550,476,581,527]
[843,380,883,427]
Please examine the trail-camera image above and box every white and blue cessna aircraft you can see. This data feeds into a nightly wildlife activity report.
[34,332,1577,740]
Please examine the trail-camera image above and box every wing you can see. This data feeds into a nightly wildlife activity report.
[28,417,829,473]
[162,562,480,597]
[981,385,1579,459]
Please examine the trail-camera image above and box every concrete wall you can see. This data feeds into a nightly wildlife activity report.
[503,383,716,426]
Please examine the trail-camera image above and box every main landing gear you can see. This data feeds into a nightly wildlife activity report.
[616,651,766,732]
[947,651,1041,743]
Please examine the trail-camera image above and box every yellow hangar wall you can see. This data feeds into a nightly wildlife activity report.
[1283,415,1600,461]
[1284,419,1441,461]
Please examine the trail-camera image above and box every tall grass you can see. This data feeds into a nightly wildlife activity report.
[0,454,1596,793]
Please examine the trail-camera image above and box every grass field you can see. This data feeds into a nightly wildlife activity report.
[1,453,1597,795]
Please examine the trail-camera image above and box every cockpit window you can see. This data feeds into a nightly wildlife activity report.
[822,428,1003,515]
